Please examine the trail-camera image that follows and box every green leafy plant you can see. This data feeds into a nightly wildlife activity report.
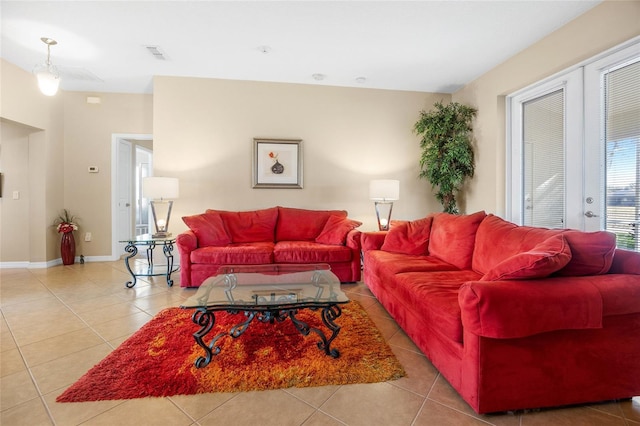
[414,101,477,214]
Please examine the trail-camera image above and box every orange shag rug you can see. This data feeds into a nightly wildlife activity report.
[57,301,405,402]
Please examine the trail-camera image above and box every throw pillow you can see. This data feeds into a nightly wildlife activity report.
[480,234,572,281]
[315,215,362,245]
[182,212,231,247]
[380,216,433,255]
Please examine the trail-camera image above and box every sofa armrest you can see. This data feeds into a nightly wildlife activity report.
[176,230,198,252]
[345,229,362,250]
[361,231,387,251]
[176,230,197,287]
[459,277,604,339]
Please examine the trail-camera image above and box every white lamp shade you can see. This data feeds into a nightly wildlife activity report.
[143,177,179,200]
[369,179,399,201]
[35,67,60,96]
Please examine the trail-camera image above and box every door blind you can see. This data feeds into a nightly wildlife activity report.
[604,59,640,251]
[522,89,565,228]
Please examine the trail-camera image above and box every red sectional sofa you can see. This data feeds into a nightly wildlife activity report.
[177,206,362,287]
[362,211,640,414]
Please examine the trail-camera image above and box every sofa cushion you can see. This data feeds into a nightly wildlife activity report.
[428,211,486,270]
[182,211,231,247]
[274,241,353,263]
[380,216,433,255]
[472,215,559,274]
[190,242,274,264]
[480,234,572,281]
[315,215,362,245]
[364,251,459,280]
[556,230,616,276]
[275,207,347,241]
[393,270,483,343]
[208,207,278,243]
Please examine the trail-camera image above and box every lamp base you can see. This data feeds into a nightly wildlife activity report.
[150,200,174,239]
[374,201,394,231]
[151,232,171,239]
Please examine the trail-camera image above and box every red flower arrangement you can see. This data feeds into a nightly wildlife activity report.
[54,209,78,234]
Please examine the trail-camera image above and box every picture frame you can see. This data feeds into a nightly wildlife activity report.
[252,138,303,189]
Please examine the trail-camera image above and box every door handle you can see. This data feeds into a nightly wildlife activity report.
[584,211,598,218]
[125,203,131,207]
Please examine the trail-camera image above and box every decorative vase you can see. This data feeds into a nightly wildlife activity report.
[61,232,75,265]
[271,160,284,174]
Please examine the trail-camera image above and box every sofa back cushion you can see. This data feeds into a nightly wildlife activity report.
[556,230,616,276]
[608,248,640,275]
[428,211,486,270]
[380,216,433,255]
[472,215,617,276]
[275,207,347,241]
[182,211,232,247]
[207,207,278,243]
[472,215,559,274]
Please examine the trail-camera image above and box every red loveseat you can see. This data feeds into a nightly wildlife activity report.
[177,206,362,287]
[362,211,640,414]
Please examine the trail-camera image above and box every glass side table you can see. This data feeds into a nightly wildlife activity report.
[119,234,179,288]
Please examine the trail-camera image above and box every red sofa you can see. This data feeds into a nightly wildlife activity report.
[177,206,362,287]
[362,211,640,414]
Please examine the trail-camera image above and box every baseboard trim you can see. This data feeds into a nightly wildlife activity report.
[0,255,116,269]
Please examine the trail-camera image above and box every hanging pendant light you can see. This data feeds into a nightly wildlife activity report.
[33,37,60,96]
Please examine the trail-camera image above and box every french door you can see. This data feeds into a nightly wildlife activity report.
[508,39,640,251]
[508,68,583,230]
[585,46,640,250]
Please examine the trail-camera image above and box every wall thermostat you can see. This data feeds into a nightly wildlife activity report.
[88,166,99,173]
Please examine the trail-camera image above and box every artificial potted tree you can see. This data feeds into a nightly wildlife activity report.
[414,101,477,214]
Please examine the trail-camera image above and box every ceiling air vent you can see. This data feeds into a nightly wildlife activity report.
[145,45,167,60]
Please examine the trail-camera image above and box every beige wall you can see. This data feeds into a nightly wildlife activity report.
[154,76,448,231]
[453,0,640,216]
[63,92,153,257]
[0,59,64,265]
[0,60,152,264]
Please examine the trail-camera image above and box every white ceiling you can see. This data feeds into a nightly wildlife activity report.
[1,1,601,95]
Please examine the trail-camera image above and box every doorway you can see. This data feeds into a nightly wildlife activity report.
[111,133,153,259]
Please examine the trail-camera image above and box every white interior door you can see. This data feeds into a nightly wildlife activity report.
[111,134,153,259]
[117,139,133,246]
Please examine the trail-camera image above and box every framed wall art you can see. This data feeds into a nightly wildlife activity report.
[253,138,303,189]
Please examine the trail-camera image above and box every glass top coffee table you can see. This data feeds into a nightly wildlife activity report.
[180,264,349,368]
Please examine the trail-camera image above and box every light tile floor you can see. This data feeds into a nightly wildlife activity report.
[1,261,639,425]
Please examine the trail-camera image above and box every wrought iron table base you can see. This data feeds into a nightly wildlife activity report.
[191,304,343,368]
[123,240,176,288]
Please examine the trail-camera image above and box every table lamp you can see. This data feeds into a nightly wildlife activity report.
[143,177,179,238]
[369,179,399,231]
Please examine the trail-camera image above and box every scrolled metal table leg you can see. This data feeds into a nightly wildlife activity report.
[123,242,138,288]
[163,241,174,287]
[192,308,218,368]
[319,304,342,358]
[192,309,256,368]
[289,305,342,358]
